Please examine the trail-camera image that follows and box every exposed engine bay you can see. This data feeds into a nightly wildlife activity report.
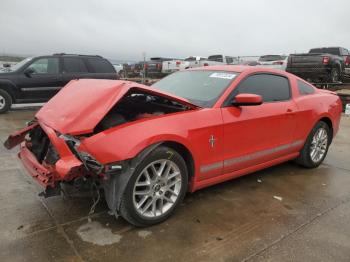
[95,90,191,133]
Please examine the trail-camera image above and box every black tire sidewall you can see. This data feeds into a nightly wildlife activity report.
[120,146,188,227]
[0,89,12,114]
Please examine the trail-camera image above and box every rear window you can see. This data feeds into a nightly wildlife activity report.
[309,48,340,55]
[259,55,286,61]
[63,57,88,73]
[208,55,223,62]
[87,58,115,73]
[297,80,315,95]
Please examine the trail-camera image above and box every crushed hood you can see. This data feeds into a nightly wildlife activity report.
[36,79,198,135]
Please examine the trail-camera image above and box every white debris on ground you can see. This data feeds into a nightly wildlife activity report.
[138,230,152,239]
[257,179,262,183]
[273,196,283,201]
[77,221,122,246]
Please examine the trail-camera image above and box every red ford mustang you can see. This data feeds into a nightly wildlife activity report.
[5,66,342,226]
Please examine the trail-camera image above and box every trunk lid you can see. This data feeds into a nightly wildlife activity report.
[36,79,199,135]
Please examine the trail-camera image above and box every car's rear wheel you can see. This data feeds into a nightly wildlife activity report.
[120,146,188,227]
[0,90,12,114]
[295,121,331,168]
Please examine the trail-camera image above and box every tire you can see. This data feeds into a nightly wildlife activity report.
[329,67,341,83]
[119,146,188,227]
[0,89,12,114]
[295,121,331,168]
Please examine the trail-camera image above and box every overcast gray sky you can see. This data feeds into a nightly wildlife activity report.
[0,0,348,61]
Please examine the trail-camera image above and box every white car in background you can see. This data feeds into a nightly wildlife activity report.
[257,55,288,70]
[162,56,207,74]
[112,63,124,74]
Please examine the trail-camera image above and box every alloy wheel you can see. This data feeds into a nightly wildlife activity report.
[133,159,182,218]
[0,95,5,110]
[310,127,328,163]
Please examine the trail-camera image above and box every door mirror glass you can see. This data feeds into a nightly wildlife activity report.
[231,93,263,106]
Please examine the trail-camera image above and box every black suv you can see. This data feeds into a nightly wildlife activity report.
[0,54,118,113]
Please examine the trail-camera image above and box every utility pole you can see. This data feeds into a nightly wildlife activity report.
[142,52,146,84]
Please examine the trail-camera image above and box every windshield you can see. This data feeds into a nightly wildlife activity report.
[5,57,32,72]
[151,70,238,107]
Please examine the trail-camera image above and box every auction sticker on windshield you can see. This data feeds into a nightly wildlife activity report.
[209,72,236,79]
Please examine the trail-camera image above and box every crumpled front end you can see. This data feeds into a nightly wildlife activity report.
[4,121,83,189]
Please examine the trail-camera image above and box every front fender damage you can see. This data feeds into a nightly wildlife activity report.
[103,142,161,217]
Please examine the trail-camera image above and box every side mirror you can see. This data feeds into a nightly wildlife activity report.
[24,68,35,77]
[231,93,263,106]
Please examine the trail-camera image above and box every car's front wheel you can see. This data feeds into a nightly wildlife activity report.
[120,146,188,227]
[295,121,331,168]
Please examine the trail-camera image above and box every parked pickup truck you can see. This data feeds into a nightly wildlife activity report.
[204,55,238,66]
[286,47,350,83]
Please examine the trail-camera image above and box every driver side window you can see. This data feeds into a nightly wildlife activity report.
[27,58,59,74]
[235,74,291,102]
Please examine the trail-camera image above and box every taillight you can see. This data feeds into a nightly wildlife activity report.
[203,63,209,66]
[176,61,181,65]
[273,61,284,65]
[323,56,330,65]
[345,56,350,66]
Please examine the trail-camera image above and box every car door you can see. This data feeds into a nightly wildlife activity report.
[61,57,91,85]
[17,57,62,101]
[221,73,298,174]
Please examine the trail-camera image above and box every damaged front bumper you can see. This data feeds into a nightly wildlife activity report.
[4,121,83,189]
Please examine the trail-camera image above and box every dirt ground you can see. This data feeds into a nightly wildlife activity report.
[0,108,350,262]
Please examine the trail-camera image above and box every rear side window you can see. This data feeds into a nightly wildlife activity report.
[87,58,115,73]
[236,74,290,102]
[63,58,88,73]
[297,80,315,95]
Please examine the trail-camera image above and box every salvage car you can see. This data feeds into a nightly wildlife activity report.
[5,66,342,227]
[0,53,118,113]
[257,55,288,70]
